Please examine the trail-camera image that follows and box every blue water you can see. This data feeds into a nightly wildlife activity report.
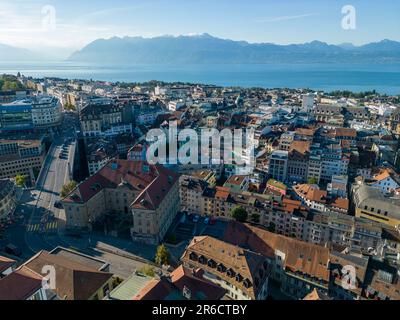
[1,62,399,95]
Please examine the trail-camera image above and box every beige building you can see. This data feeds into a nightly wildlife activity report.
[62,160,180,245]
[352,182,400,228]
[224,222,331,300]
[0,139,45,182]
[181,236,271,300]
[179,175,208,215]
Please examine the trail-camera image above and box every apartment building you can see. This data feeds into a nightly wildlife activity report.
[369,168,400,195]
[61,160,180,245]
[80,102,132,137]
[279,132,295,151]
[87,149,111,176]
[223,174,249,192]
[293,184,349,214]
[352,182,400,228]
[0,138,45,182]
[223,222,331,300]
[268,150,288,182]
[0,95,61,132]
[320,144,349,183]
[313,104,344,124]
[181,236,271,300]
[287,140,311,183]
[179,176,208,215]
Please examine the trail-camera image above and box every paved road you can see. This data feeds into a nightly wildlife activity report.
[1,115,159,278]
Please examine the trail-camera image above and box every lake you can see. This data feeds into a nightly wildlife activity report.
[1,62,399,95]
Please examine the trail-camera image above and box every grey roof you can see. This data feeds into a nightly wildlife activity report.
[353,183,400,219]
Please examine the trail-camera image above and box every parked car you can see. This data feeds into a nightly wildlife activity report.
[209,217,216,225]
[193,215,200,223]
[54,201,63,209]
[204,217,210,225]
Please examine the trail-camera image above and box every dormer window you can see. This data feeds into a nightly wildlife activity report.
[217,264,226,273]
[207,259,216,268]
[236,274,243,282]
[227,268,236,278]
[243,278,252,289]
[198,255,207,265]
[189,252,198,261]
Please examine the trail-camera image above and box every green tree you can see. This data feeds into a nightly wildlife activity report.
[251,214,260,224]
[308,177,318,185]
[0,75,25,91]
[15,174,26,187]
[155,244,170,266]
[230,206,248,222]
[139,265,156,277]
[268,222,276,233]
[60,181,77,198]
[64,103,76,111]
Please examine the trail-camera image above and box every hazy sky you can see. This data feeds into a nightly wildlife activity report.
[0,0,399,57]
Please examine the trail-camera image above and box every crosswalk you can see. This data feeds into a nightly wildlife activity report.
[26,221,58,232]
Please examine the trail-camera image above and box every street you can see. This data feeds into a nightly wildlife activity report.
[1,115,159,277]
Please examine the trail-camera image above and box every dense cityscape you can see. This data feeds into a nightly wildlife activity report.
[0,72,400,302]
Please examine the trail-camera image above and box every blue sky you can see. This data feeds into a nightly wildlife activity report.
[0,0,399,56]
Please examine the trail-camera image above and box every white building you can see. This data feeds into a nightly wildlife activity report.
[370,169,400,195]
[268,150,289,182]
[30,96,63,127]
[301,93,315,112]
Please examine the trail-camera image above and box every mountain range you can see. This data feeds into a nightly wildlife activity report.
[0,43,43,62]
[67,34,400,64]
[2,34,400,64]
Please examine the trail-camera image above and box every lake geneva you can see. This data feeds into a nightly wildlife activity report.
[1,62,399,95]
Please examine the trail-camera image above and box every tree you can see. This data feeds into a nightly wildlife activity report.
[308,177,318,185]
[15,174,26,187]
[230,206,248,222]
[155,244,170,266]
[64,103,76,111]
[139,265,156,277]
[60,181,77,198]
[268,222,276,233]
[251,214,260,224]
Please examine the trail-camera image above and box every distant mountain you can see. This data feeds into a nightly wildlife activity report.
[0,43,43,62]
[68,34,400,64]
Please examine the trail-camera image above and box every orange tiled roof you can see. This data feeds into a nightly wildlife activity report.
[289,141,311,155]
[223,222,330,283]
[0,266,43,300]
[294,184,327,203]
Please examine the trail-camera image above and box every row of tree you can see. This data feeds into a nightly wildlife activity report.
[0,74,25,91]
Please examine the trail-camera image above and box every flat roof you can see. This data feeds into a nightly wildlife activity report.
[49,247,108,271]
[109,272,154,300]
